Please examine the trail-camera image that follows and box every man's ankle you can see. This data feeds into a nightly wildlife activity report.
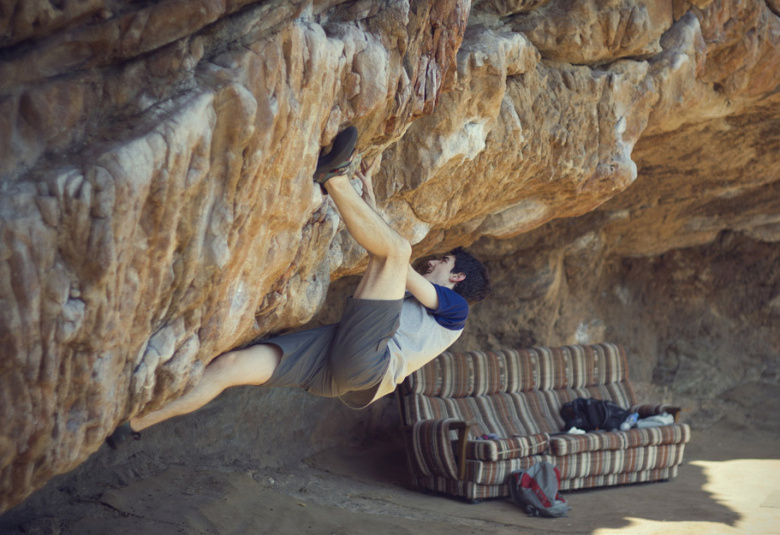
[323,174,351,193]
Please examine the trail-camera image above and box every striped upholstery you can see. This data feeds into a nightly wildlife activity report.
[550,423,691,456]
[404,344,631,397]
[466,433,549,461]
[465,444,686,484]
[408,419,460,478]
[403,386,637,437]
[415,466,680,501]
[399,343,690,499]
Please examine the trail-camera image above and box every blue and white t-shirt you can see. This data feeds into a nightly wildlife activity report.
[431,284,469,330]
[369,284,469,402]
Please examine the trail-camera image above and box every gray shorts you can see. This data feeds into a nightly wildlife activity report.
[261,297,403,408]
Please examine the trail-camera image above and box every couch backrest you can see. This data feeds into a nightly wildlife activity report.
[399,343,638,436]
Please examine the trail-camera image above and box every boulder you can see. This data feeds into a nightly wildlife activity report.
[0,0,778,512]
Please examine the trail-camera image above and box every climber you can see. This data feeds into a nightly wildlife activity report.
[107,127,490,448]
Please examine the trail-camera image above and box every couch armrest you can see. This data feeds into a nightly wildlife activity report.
[630,404,683,422]
[450,420,478,480]
[408,418,476,480]
[666,406,682,422]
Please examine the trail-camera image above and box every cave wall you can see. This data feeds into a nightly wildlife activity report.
[1,0,779,513]
[459,230,780,432]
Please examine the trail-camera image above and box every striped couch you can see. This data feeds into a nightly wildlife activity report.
[397,343,690,501]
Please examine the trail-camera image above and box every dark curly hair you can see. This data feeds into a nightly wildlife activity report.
[448,247,490,303]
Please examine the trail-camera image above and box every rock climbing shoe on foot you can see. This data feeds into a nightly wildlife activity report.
[314,126,359,185]
[106,422,141,450]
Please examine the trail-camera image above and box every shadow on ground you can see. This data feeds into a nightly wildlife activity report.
[1,419,777,535]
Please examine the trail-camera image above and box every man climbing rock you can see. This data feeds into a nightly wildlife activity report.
[107,127,490,448]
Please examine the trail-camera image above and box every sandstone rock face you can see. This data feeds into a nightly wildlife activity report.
[1,0,778,513]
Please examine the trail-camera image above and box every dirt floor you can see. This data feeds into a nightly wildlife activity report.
[1,421,778,535]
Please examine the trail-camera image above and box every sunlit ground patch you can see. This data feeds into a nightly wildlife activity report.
[595,459,780,535]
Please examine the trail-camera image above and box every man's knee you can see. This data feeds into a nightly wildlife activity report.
[205,351,241,387]
[382,235,412,264]
[207,345,281,387]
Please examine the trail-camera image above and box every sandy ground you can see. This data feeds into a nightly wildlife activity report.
[1,422,778,535]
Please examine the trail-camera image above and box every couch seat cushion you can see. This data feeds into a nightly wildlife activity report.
[463,433,550,461]
[549,423,691,456]
[466,443,688,484]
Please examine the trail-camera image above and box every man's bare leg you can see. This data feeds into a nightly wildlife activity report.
[119,157,406,437]
[129,343,282,431]
[324,167,411,300]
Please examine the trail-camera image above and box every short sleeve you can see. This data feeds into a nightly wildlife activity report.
[429,284,469,331]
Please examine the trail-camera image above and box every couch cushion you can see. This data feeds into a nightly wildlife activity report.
[549,423,691,456]
[403,343,633,397]
[466,443,688,485]
[464,433,550,461]
[561,466,681,491]
[402,385,638,435]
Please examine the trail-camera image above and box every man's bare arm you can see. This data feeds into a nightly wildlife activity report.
[406,266,439,310]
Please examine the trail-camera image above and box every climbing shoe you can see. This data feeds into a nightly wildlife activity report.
[314,126,359,185]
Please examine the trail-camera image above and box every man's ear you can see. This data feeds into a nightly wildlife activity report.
[450,272,466,283]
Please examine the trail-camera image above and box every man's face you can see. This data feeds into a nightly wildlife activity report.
[422,254,458,286]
